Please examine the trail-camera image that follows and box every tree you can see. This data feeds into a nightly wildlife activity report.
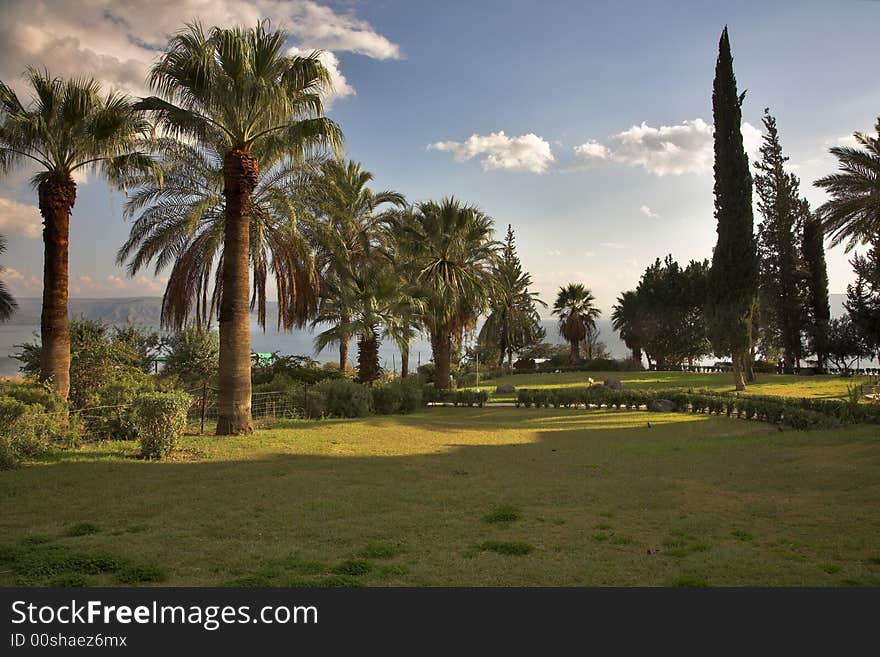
[826,315,871,373]
[611,291,643,367]
[0,69,152,399]
[632,256,710,368]
[306,159,405,371]
[551,283,600,363]
[162,327,220,388]
[478,225,545,367]
[398,198,498,389]
[313,265,421,384]
[0,236,17,321]
[802,214,831,370]
[139,21,342,435]
[754,109,806,372]
[814,117,880,250]
[845,242,880,359]
[706,27,758,391]
[119,137,322,334]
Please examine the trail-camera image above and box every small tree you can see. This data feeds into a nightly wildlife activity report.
[826,316,871,373]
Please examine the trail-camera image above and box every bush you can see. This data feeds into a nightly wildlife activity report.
[513,357,536,371]
[416,363,435,384]
[132,391,191,460]
[0,396,60,469]
[316,379,372,418]
[82,371,155,441]
[371,384,402,415]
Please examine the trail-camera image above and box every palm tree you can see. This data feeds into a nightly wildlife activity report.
[313,265,419,384]
[0,69,151,399]
[398,198,499,389]
[611,290,643,366]
[0,236,17,321]
[306,159,405,370]
[139,21,342,435]
[118,136,322,341]
[814,117,880,250]
[552,283,601,362]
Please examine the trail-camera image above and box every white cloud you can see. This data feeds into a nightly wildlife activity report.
[428,131,555,173]
[546,249,561,257]
[600,242,626,250]
[0,1,399,99]
[640,205,659,218]
[3,267,41,295]
[0,196,41,238]
[70,273,168,296]
[574,118,762,176]
[583,251,595,258]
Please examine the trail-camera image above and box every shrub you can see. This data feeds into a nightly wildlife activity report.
[0,396,59,469]
[513,357,536,371]
[316,379,372,418]
[132,391,191,460]
[82,372,155,441]
[391,379,423,414]
[371,384,402,415]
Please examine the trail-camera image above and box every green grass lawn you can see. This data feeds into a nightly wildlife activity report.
[2,406,879,586]
[475,370,873,402]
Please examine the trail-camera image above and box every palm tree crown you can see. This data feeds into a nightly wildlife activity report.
[0,236,17,321]
[814,117,880,250]
[552,283,601,362]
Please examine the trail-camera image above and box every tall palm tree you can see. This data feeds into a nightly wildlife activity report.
[0,69,152,399]
[118,136,321,340]
[0,236,17,321]
[611,290,643,366]
[552,283,601,362]
[814,117,880,250]
[306,159,405,370]
[139,22,342,435]
[398,198,499,389]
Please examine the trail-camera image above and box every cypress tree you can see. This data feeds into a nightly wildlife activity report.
[706,26,758,391]
[754,109,805,372]
[802,212,831,371]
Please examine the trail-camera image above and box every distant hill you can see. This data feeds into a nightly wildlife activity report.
[10,297,164,327]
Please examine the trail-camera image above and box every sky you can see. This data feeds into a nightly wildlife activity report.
[0,0,878,318]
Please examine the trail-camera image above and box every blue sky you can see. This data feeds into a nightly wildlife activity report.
[0,0,878,316]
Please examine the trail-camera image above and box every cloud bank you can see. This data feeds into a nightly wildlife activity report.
[0,0,399,103]
[574,118,762,176]
[428,131,555,173]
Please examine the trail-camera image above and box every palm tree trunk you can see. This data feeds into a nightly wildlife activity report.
[432,331,452,389]
[216,149,257,436]
[569,339,579,363]
[732,350,746,391]
[38,176,76,402]
[339,310,350,371]
[356,330,380,384]
[400,346,409,378]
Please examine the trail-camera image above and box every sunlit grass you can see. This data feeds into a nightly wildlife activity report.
[475,370,872,401]
[2,407,879,586]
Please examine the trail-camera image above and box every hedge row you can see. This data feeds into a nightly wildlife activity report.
[422,387,489,407]
[514,387,846,430]
[697,390,880,425]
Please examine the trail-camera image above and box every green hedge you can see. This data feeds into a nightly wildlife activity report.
[0,396,61,469]
[422,387,488,407]
[513,387,845,430]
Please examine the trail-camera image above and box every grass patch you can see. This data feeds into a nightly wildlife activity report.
[483,505,522,524]
[731,530,754,542]
[65,522,100,537]
[332,560,372,576]
[479,540,534,556]
[357,543,398,560]
[662,533,712,558]
[820,563,842,574]
[672,576,710,587]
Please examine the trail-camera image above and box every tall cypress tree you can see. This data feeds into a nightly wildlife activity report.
[802,211,831,370]
[706,26,758,391]
[754,109,805,372]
